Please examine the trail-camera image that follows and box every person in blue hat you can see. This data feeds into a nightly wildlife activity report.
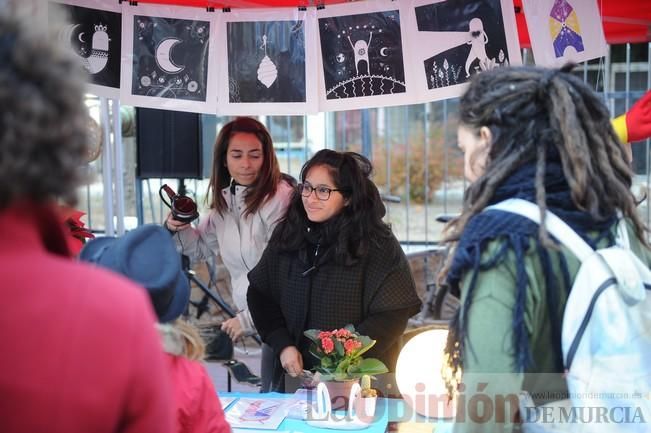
[81,224,231,433]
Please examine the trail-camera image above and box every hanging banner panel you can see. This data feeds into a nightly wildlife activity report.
[402,0,522,103]
[120,3,218,113]
[50,0,123,99]
[316,0,416,112]
[216,7,318,115]
[522,0,607,67]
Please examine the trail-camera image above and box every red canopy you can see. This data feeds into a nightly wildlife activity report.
[137,0,651,47]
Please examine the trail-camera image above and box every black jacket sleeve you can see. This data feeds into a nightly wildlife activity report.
[247,247,294,356]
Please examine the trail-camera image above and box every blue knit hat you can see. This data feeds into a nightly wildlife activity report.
[79,224,189,323]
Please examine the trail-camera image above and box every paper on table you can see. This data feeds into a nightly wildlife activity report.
[219,396,237,410]
[233,430,292,433]
[226,398,294,430]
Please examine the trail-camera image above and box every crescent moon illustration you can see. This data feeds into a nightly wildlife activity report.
[78,32,86,43]
[380,47,389,57]
[59,24,80,45]
[156,38,184,74]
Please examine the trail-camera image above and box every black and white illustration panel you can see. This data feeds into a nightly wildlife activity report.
[120,3,217,113]
[316,0,415,112]
[216,7,318,115]
[403,0,521,102]
[522,0,606,67]
[50,0,122,98]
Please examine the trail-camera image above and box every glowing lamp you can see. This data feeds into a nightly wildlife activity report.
[395,327,456,419]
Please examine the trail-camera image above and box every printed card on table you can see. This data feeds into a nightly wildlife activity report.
[219,396,237,410]
[225,398,293,430]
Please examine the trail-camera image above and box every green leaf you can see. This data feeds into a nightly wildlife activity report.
[346,358,362,375]
[321,357,333,369]
[333,372,351,381]
[336,358,351,374]
[334,338,345,357]
[343,324,356,333]
[356,358,388,375]
[353,337,376,358]
[320,373,336,381]
[304,329,321,343]
[308,348,322,362]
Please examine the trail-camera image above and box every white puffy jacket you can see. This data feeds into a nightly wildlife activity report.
[173,179,294,335]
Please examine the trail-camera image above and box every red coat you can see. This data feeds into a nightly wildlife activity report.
[166,354,231,433]
[0,203,174,433]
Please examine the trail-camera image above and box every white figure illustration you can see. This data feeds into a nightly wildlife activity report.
[83,24,110,74]
[257,34,278,88]
[465,18,489,78]
[60,23,110,75]
[347,32,372,76]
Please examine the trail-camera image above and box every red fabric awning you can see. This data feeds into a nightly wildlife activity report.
[137,0,651,47]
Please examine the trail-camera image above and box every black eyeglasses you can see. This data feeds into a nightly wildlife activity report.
[298,183,343,201]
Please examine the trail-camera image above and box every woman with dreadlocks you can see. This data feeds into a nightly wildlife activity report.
[441,65,651,432]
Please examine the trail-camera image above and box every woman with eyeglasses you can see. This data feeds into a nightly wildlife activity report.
[165,117,294,345]
[247,149,422,392]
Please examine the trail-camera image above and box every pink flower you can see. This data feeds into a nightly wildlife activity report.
[321,337,334,354]
[344,339,362,355]
[335,328,352,339]
[318,331,332,339]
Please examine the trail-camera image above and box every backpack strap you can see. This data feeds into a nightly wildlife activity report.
[487,198,595,262]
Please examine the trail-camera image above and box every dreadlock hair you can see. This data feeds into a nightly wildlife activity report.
[207,117,282,218]
[271,149,392,263]
[440,64,647,284]
[439,65,650,396]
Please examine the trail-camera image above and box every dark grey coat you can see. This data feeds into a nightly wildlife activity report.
[247,232,421,391]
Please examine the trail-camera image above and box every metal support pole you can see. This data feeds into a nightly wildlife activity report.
[100,97,114,236]
[112,99,125,235]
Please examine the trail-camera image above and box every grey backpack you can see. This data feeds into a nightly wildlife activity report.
[488,198,651,433]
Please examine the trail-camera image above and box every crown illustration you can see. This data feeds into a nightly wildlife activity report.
[94,23,108,32]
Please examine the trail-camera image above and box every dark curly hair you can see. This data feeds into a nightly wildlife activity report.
[0,9,89,210]
[207,117,282,217]
[271,149,391,263]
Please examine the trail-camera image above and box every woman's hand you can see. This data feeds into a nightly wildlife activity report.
[221,317,244,341]
[165,212,191,233]
[279,346,303,377]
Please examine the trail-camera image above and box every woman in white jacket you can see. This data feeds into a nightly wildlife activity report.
[165,117,293,342]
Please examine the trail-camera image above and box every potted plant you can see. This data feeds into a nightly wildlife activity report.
[304,325,388,410]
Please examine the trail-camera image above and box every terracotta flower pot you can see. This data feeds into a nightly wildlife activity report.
[323,379,359,410]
